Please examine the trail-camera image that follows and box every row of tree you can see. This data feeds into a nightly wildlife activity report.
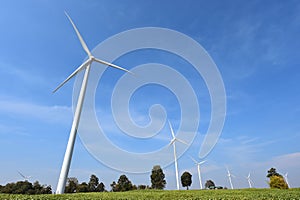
[64,165,220,193]
[0,181,52,194]
[0,167,287,194]
[64,165,166,193]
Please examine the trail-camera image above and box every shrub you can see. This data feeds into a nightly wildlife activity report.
[269,175,289,189]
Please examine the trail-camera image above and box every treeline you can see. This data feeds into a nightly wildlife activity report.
[65,165,166,193]
[0,181,52,194]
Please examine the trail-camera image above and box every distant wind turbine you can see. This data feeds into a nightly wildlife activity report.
[54,12,132,194]
[284,172,290,188]
[190,156,206,189]
[17,171,31,180]
[168,121,188,190]
[226,167,235,189]
[246,172,253,188]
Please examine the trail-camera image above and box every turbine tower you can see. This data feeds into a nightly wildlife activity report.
[284,172,290,188]
[246,172,253,188]
[226,167,235,189]
[54,12,131,194]
[168,121,187,190]
[190,156,206,189]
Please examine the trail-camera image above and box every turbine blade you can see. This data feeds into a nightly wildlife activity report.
[65,11,92,57]
[17,171,26,179]
[53,59,90,93]
[226,166,230,174]
[168,121,176,139]
[199,160,206,165]
[176,138,188,145]
[189,156,198,164]
[93,58,133,75]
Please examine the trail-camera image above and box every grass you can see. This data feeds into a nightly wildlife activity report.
[0,188,300,200]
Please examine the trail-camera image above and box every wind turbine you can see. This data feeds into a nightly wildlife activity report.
[190,156,206,189]
[284,172,290,188]
[246,172,253,188]
[168,121,188,190]
[17,171,31,180]
[226,167,235,189]
[54,12,132,194]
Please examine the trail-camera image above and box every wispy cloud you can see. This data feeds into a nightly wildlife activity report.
[0,97,71,125]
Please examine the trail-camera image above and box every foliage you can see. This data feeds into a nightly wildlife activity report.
[137,185,150,190]
[88,174,99,192]
[269,176,289,189]
[267,168,280,178]
[266,168,288,189]
[97,182,105,192]
[181,171,192,190]
[64,177,78,193]
[1,188,300,199]
[205,180,215,189]
[150,165,166,190]
[114,174,134,192]
[64,175,106,193]
[0,181,51,194]
[77,182,89,193]
[110,181,117,192]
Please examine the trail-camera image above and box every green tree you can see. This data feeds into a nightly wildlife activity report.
[14,181,34,194]
[205,180,215,189]
[33,181,42,194]
[110,181,117,192]
[117,174,133,192]
[64,177,78,193]
[88,174,99,192]
[150,165,166,189]
[267,168,280,178]
[96,182,106,192]
[266,168,288,189]
[181,171,192,190]
[269,175,289,189]
[77,182,89,193]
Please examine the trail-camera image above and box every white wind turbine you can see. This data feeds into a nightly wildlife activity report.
[190,156,206,189]
[246,172,253,188]
[284,172,290,188]
[17,171,31,181]
[226,167,235,189]
[54,12,132,194]
[168,121,188,190]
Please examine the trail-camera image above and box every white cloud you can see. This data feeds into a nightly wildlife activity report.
[0,98,72,125]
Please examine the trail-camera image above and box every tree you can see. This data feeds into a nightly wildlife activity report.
[110,181,117,192]
[266,168,288,189]
[150,165,166,189]
[269,175,289,189]
[88,174,99,192]
[181,171,192,190]
[0,181,51,194]
[96,182,106,192]
[267,168,280,178]
[64,177,78,193]
[77,182,89,193]
[205,180,215,189]
[116,174,133,192]
[137,185,147,190]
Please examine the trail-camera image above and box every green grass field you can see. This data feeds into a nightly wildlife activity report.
[0,189,300,200]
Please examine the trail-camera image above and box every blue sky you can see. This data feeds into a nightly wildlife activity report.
[0,0,299,191]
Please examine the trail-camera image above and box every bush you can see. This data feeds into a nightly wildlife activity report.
[269,175,289,189]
